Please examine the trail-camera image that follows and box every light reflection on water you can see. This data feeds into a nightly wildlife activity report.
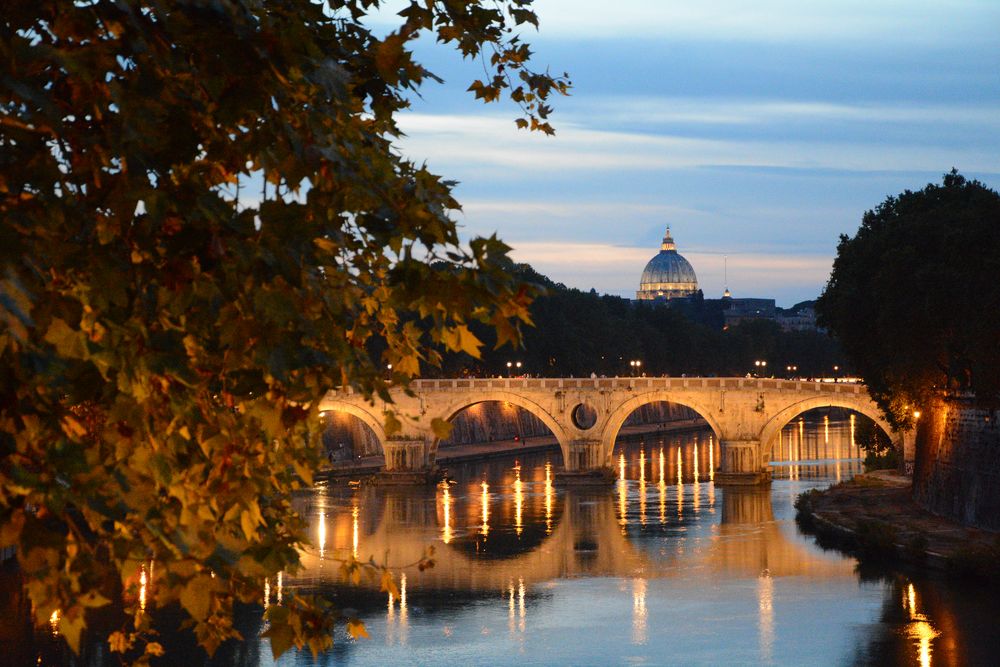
[14,416,1000,666]
[263,415,986,667]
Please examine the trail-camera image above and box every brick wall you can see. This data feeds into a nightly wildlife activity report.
[912,394,1000,530]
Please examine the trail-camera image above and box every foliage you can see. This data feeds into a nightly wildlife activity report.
[816,171,1000,429]
[433,263,845,378]
[0,0,566,659]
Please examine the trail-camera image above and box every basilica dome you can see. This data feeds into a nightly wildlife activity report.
[636,227,699,300]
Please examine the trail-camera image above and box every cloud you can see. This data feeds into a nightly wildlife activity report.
[574,97,1000,130]
[396,112,1000,176]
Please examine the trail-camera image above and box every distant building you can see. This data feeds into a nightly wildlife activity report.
[775,305,820,331]
[632,228,820,331]
[636,227,700,301]
[719,293,776,328]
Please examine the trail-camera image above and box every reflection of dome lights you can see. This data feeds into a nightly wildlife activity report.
[636,227,699,300]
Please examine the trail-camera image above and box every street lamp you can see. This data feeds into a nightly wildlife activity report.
[629,360,642,376]
[515,361,523,376]
[506,361,512,377]
[833,365,840,382]
[754,360,767,377]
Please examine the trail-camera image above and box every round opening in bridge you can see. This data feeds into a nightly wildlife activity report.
[571,403,598,430]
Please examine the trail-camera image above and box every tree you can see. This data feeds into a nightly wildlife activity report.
[816,171,1000,429]
[0,0,567,660]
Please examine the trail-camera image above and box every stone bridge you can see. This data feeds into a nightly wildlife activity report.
[319,377,900,485]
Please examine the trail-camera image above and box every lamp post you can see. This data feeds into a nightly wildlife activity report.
[833,365,840,382]
[506,361,512,377]
[754,360,767,377]
[515,361,522,377]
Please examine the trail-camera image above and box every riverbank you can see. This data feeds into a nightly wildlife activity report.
[322,418,708,479]
[795,470,1000,581]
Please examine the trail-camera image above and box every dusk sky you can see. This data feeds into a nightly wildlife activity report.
[389,0,1000,306]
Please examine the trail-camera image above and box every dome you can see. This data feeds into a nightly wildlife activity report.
[636,227,699,300]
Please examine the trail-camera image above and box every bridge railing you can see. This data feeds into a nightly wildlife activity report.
[404,377,866,395]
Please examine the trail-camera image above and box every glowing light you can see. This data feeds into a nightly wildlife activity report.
[264,578,271,610]
[758,573,774,663]
[658,448,667,524]
[619,452,626,482]
[824,414,829,445]
[318,512,327,559]
[49,610,60,637]
[276,571,283,606]
[508,580,516,636]
[708,436,716,507]
[903,583,940,667]
[481,480,490,536]
[139,565,148,613]
[544,462,553,535]
[692,446,701,514]
[518,577,526,632]
[351,505,359,560]
[638,449,647,525]
[441,484,453,544]
[618,475,628,528]
[676,447,683,518]
[631,578,647,645]
[514,465,523,536]
[850,413,856,449]
[693,442,700,483]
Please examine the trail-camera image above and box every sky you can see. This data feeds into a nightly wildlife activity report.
[385,0,1000,306]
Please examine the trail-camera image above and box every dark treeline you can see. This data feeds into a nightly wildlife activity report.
[426,264,847,379]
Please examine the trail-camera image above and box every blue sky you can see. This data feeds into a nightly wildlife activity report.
[386,0,1000,306]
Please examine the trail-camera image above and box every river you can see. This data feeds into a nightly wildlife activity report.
[12,414,1000,665]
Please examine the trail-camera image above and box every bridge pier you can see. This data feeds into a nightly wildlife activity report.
[378,436,439,485]
[715,439,772,486]
[555,438,615,486]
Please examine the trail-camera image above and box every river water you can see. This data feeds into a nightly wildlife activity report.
[12,414,1000,665]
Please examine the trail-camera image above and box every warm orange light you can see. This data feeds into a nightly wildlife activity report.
[913,410,922,419]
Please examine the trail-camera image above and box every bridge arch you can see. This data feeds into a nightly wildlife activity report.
[431,392,570,465]
[598,392,723,467]
[317,400,387,455]
[757,396,893,461]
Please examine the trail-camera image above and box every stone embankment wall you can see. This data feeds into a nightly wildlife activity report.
[912,393,1000,530]
[323,400,700,457]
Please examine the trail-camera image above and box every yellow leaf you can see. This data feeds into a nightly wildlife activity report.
[180,575,214,620]
[61,415,88,439]
[145,641,165,656]
[107,631,131,653]
[346,619,369,640]
[240,509,257,541]
[430,418,452,440]
[379,570,399,599]
[60,609,86,654]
